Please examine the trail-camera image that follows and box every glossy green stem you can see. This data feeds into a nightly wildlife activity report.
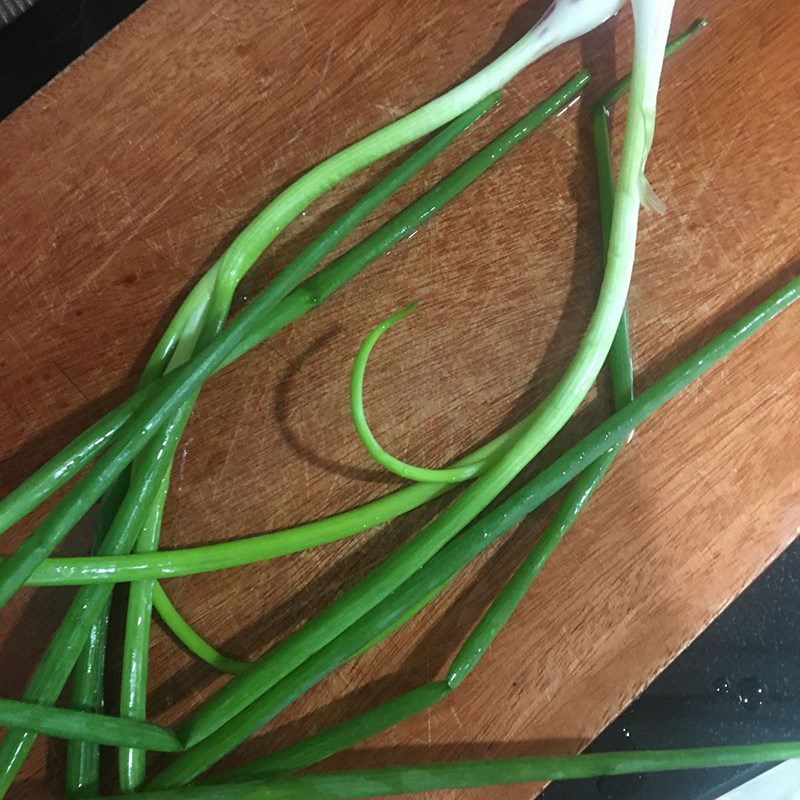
[111,742,800,799]
[118,464,173,791]
[0,394,142,538]
[139,273,216,387]
[0,697,181,754]
[350,307,485,483]
[65,481,122,798]
[65,614,110,797]
[118,288,231,791]
[594,101,634,411]
[14,75,589,591]
[154,576,439,680]
[448,445,619,686]
[153,552,442,678]
[116,340,193,791]
[116,252,218,792]
[23,482,450,586]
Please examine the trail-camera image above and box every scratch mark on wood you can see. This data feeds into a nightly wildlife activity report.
[290,0,310,41]
[52,361,89,403]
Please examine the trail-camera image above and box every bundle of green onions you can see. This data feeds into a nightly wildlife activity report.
[0,1,798,798]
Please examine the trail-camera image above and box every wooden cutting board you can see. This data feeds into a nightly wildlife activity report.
[1,0,799,797]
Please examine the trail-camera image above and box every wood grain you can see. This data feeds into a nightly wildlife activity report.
[1,0,799,797]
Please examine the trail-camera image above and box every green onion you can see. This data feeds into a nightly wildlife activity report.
[349,307,509,483]
[0,93,504,795]
[0,698,181,753]
[65,615,110,798]
[65,485,120,798]
[213,25,708,781]
[111,742,800,799]
[118,467,173,790]
[12,74,590,591]
[117,243,225,792]
[163,17,687,763]
[448,14,706,690]
[0,0,619,541]
[149,275,800,787]
[0,8,779,799]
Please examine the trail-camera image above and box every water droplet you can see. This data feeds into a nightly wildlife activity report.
[736,677,766,708]
[713,677,732,697]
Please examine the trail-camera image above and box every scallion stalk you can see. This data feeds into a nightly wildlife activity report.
[65,484,121,797]
[111,741,800,800]
[152,3,685,771]
[0,698,181,753]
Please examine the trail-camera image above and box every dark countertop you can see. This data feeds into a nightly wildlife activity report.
[542,536,800,800]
